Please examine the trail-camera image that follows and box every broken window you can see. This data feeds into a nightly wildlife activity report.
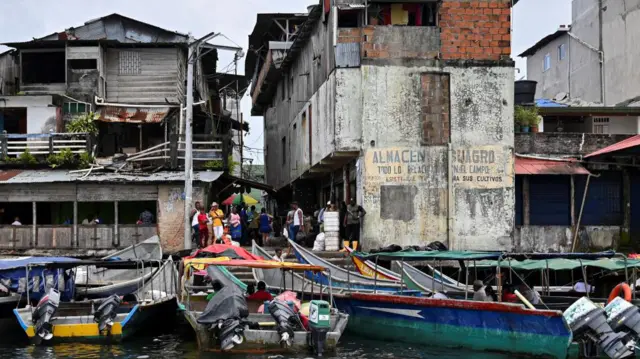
[338,10,360,28]
[369,3,438,26]
[68,59,97,70]
[21,51,65,84]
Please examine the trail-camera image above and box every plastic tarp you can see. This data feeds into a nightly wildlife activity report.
[356,250,502,261]
[184,257,325,272]
[206,265,244,291]
[196,285,248,325]
[472,257,640,271]
[188,244,263,261]
[0,266,75,301]
[0,256,78,270]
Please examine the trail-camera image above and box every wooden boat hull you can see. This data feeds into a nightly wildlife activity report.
[14,296,178,344]
[184,310,349,353]
[333,293,572,359]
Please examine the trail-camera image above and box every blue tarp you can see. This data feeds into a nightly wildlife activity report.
[0,257,78,301]
[535,99,568,107]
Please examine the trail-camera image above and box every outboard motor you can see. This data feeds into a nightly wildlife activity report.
[308,300,331,356]
[606,297,640,342]
[268,299,298,348]
[93,294,122,333]
[564,297,634,358]
[196,285,249,351]
[32,288,60,341]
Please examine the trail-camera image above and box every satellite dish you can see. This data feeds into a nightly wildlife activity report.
[554,92,568,102]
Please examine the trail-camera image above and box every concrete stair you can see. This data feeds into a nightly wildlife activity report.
[224,246,355,286]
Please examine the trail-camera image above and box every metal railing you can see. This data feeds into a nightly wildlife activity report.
[0,132,90,157]
[124,134,230,169]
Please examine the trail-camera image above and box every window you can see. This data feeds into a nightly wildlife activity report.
[369,3,438,26]
[21,51,65,84]
[63,102,87,114]
[338,10,360,28]
[543,54,551,72]
[282,137,286,165]
[68,59,97,70]
[119,51,141,75]
[558,44,567,61]
[593,117,610,134]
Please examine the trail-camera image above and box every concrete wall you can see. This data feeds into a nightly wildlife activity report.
[515,225,620,252]
[157,184,205,253]
[526,34,570,99]
[359,64,515,251]
[0,95,57,134]
[515,133,634,156]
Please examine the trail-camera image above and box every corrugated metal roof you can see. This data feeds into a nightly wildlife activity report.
[97,106,173,123]
[515,156,590,175]
[0,170,222,184]
[585,134,640,158]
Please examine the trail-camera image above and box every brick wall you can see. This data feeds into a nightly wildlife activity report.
[440,0,511,60]
[337,26,440,59]
[421,73,451,145]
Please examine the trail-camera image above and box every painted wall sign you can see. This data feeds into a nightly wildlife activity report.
[452,145,513,189]
[363,146,513,189]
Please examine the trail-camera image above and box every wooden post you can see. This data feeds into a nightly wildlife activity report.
[0,131,7,158]
[623,169,631,248]
[570,175,576,226]
[169,134,178,169]
[48,132,54,156]
[32,202,37,247]
[73,200,78,247]
[114,201,119,247]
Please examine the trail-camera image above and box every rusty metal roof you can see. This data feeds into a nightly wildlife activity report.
[97,106,173,124]
[515,156,590,175]
[0,170,222,184]
[585,134,640,158]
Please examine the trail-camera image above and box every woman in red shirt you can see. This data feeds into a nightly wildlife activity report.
[197,209,209,248]
[247,281,273,302]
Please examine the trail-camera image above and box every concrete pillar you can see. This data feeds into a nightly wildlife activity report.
[32,201,37,247]
[73,201,78,247]
[570,175,576,226]
[343,165,349,201]
[523,176,530,225]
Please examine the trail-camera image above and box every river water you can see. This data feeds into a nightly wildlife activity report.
[0,332,516,359]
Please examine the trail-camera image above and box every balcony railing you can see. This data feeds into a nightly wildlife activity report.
[0,224,157,250]
[126,134,230,169]
[0,132,90,157]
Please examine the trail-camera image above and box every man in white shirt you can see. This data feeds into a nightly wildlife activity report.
[290,202,303,243]
[573,281,593,293]
[11,217,21,226]
[273,248,287,262]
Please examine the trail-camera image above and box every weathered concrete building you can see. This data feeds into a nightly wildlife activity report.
[521,0,640,106]
[248,0,516,250]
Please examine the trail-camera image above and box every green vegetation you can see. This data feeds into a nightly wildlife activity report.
[66,112,98,136]
[18,149,37,165]
[515,105,539,127]
[47,148,94,169]
[204,155,237,173]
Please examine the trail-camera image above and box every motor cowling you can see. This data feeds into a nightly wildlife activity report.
[32,288,61,341]
[606,297,640,340]
[564,297,635,359]
[215,318,245,351]
[268,299,298,348]
[93,294,122,333]
[308,300,331,357]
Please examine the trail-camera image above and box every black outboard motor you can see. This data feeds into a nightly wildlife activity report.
[268,299,298,348]
[32,288,60,341]
[606,297,640,343]
[94,294,122,333]
[197,285,249,351]
[564,297,634,358]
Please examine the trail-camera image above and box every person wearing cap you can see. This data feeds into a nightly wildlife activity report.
[209,202,225,244]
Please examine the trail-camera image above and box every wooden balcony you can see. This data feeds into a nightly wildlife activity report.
[0,132,91,157]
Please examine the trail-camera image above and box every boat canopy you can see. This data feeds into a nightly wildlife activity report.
[0,256,79,270]
[355,250,502,261]
[183,257,326,272]
[472,257,639,271]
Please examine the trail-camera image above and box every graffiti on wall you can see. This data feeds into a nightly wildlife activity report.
[364,148,435,184]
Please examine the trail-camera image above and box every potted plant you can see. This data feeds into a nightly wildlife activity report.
[530,114,542,133]
[514,117,522,133]
[368,4,383,25]
[515,105,539,133]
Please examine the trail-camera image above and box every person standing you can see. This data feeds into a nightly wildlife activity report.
[259,208,272,246]
[209,202,225,244]
[197,208,209,248]
[191,201,202,244]
[290,202,303,244]
[11,217,21,226]
[345,198,366,250]
[229,207,242,243]
[139,209,154,224]
[318,201,330,233]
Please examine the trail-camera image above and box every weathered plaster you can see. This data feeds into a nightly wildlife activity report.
[515,225,620,252]
[157,184,204,253]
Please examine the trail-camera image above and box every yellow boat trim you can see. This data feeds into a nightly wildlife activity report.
[25,322,123,338]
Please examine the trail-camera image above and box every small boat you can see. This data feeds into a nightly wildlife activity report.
[74,236,163,299]
[335,249,576,358]
[181,257,349,355]
[13,258,179,344]
[287,239,406,293]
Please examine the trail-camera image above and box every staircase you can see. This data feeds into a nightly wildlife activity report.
[227,246,354,286]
